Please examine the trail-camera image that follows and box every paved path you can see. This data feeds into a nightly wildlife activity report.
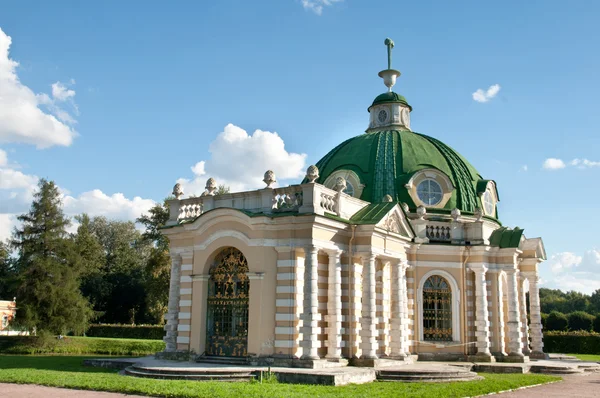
[0,383,145,398]
[2,372,600,397]
[498,372,600,397]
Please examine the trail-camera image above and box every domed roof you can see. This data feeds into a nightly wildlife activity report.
[369,92,412,111]
[312,129,493,216]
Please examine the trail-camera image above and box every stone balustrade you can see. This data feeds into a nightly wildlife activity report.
[426,222,451,242]
[166,182,371,225]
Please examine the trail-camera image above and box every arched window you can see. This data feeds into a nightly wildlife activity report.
[422,275,452,341]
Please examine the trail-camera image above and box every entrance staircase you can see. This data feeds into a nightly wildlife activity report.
[195,355,249,366]
[123,364,255,382]
[377,365,481,382]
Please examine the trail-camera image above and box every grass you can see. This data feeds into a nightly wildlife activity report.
[0,336,164,356]
[568,353,600,362]
[0,355,560,398]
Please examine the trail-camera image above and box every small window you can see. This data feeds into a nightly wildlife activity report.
[417,179,443,206]
[483,189,495,216]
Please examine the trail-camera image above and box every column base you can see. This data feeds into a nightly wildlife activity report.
[350,357,411,368]
[500,353,530,363]
[529,351,548,360]
[467,353,496,363]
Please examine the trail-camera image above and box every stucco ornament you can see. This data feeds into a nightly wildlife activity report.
[451,208,461,221]
[335,176,347,192]
[401,202,409,213]
[263,170,276,188]
[305,165,319,183]
[202,177,217,196]
[172,183,184,199]
[416,205,426,220]
[383,194,393,202]
[474,207,483,221]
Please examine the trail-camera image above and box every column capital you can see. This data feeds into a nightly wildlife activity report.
[304,245,319,255]
[274,246,292,253]
[358,252,377,262]
[468,263,489,274]
[323,248,344,258]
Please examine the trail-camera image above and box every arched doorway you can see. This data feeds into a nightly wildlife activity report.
[206,247,249,357]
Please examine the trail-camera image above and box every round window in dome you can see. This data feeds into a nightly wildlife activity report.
[417,179,443,206]
[344,181,355,197]
[483,189,495,216]
[377,109,388,124]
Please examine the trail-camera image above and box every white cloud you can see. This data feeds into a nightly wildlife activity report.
[541,249,600,294]
[542,157,600,171]
[0,149,6,166]
[62,190,155,222]
[472,84,501,103]
[300,0,342,15]
[521,165,528,172]
[177,123,307,195]
[0,213,16,242]
[570,158,600,169]
[542,158,566,170]
[0,27,77,148]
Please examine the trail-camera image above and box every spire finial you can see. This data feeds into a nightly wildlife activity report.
[378,37,401,92]
[384,37,394,70]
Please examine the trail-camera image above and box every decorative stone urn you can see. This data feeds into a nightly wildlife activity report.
[305,165,319,183]
[416,205,426,220]
[263,170,276,188]
[202,177,217,196]
[334,176,347,192]
[172,183,184,199]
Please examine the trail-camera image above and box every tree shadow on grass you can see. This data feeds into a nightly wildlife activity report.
[0,355,134,373]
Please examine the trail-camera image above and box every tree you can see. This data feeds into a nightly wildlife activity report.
[216,185,230,195]
[594,315,600,333]
[545,311,568,331]
[80,216,151,324]
[590,289,600,314]
[568,311,594,331]
[11,179,93,334]
[137,200,171,324]
[0,241,17,299]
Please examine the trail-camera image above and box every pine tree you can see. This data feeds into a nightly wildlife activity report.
[11,179,93,335]
[0,241,17,299]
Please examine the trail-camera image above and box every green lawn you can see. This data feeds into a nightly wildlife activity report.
[0,355,560,398]
[569,354,600,362]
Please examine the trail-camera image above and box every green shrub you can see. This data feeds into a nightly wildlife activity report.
[546,311,568,331]
[541,313,548,329]
[568,311,595,331]
[543,331,600,354]
[86,324,164,340]
[594,315,600,333]
[0,335,165,356]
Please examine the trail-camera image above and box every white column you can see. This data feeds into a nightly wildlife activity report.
[360,253,378,359]
[163,253,181,352]
[519,274,531,355]
[301,246,320,359]
[470,264,492,358]
[496,272,507,355]
[390,260,409,359]
[326,249,343,359]
[505,267,524,357]
[524,272,544,357]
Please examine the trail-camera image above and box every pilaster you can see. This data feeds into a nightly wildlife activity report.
[164,253,182,352]
[504,266,525,359]
[519,274,531,355]
[390,260,409,359]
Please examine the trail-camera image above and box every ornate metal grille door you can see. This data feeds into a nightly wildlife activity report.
[422,275,453,341]
[206,248,249,357]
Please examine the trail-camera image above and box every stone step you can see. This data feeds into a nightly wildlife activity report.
[377,372,480,382]
[529,365,584,375]
[129,365,252,376]
[379,370,474,377]
[124,367,254,382]
[196,356,249,366]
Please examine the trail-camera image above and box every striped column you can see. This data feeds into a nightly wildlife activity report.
[376,261,391,357]
[360,253,378,359]
[523,272,544,358]
[301,246,320,359]
[274,247,302,358]
[405,267,414,353]
[176,252,193,351]
[470,264,492,358]
[163,253,181,352]
[344,257,363,358]
[519,274,531,355]
[505,267,524,357]
[325,249,343,359]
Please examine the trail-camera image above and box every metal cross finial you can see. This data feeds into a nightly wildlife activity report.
[384,37,395,70]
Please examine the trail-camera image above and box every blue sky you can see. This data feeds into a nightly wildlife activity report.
[0,1,598,292]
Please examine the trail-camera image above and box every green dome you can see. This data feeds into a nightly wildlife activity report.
[312,130,494,216]
[369,92,412,111]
